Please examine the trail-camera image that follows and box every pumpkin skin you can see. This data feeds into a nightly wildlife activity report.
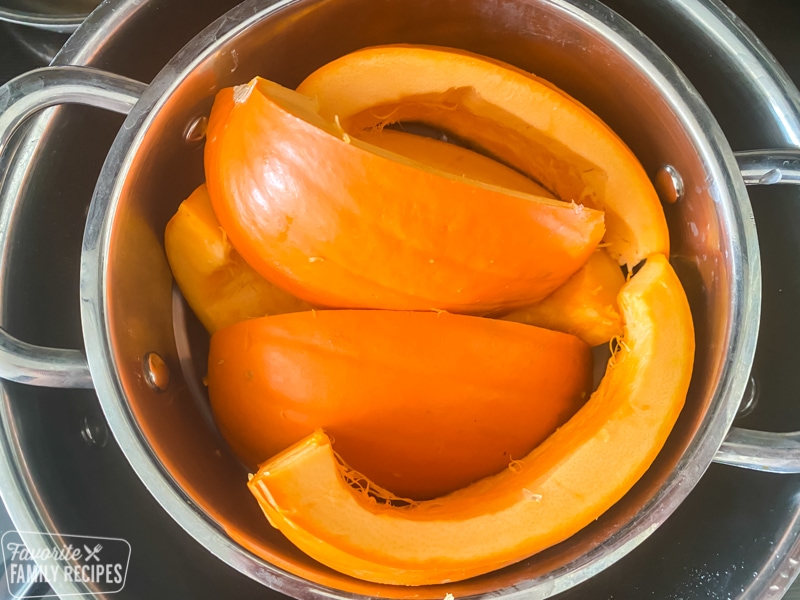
[209,309,592,500]
[164,184,311,333]
[297,44,668,267]
[247,254,694,585]
[501,249,625,346]
[204,77,605,313]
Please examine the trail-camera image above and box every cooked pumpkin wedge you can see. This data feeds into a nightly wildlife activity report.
[164,184,311,333]
[297,45,668,267]
[165,178,605,343]
[166,134,614,340]
[355,128,620,346]
[210,309,591,500]
[501,249,625,346]
[204,77,605,313]
[248,254,694,585]
[356,128,554,197]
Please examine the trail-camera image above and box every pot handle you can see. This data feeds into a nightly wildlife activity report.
[735,149,800,185]
[0,66,146,389]
[713,149,800,472]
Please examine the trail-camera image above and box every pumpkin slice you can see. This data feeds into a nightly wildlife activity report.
[164,184,311,333]
[356,129,620,345]
[501,249,625,347]
[356,128,554,197]
[210,309,591,500]
[204,77,605,313]
[297,44,668,267]
[248,254,694,585]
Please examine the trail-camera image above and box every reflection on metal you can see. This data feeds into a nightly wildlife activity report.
[3,22,68,63]
[717,428,800,473]
[79,414,108,447]
[184,115,208,143]
[736,375,759,419]
[0,331,91,388]
[0,0,101,33]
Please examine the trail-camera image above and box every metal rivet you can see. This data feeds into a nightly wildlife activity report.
[185,115,208,143]
[737,375,759,419]
[655,164,684,204]
[758,168,782,185]
[144,352,170,392]
[80,415,108,447]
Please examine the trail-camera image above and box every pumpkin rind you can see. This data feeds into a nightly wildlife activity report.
[297,45,668,267]
[248,254,694,585]
[204,77,605,313]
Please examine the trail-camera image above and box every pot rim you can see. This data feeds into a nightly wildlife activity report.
[0,7,92,33]
[78,0,760,598]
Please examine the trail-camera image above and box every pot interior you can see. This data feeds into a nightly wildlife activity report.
[99,0,749,597]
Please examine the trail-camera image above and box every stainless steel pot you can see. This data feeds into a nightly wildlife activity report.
[0,0,799,598]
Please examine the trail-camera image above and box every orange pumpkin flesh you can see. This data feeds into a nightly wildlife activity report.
[164,184,311,333]
[501,249,625,347]
[209,309,592,500]
[168,136,616,343]
[248,254,694,585]
[297,45,668,267]
[204,77,605,313]
[355,128,621,347]
[356,129,554,198]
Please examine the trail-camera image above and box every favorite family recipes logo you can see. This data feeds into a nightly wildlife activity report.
[2,531,130,598]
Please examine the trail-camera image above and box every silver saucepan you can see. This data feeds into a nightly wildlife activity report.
[0,0,799,598]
